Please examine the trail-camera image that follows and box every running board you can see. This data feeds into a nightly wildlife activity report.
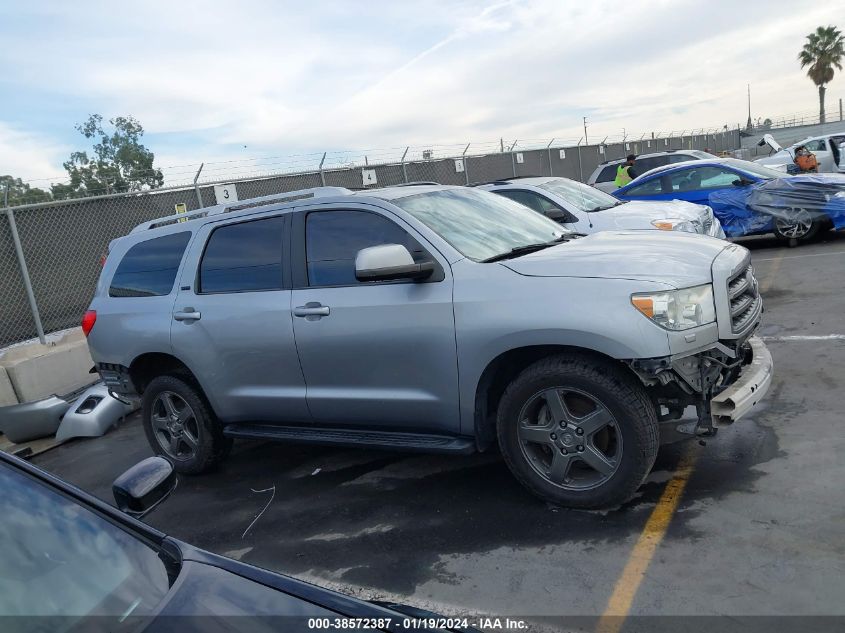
[223,424,476,454]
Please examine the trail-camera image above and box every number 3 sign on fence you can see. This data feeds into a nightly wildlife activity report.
[214,184,239,205]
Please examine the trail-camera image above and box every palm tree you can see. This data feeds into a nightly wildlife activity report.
[798,25,845,124]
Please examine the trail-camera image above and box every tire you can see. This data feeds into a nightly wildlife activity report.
[772,208,822,244]
[142,375,230,475]
[497,354,658,509]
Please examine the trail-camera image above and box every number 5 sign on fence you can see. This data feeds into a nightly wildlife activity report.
[214,184,239,205]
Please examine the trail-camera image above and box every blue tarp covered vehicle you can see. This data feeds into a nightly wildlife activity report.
[614,158,845,242]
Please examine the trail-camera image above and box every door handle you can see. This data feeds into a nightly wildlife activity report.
[173,310,202,321]
[293,303,330,318]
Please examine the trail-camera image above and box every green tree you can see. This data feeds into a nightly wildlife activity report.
[798,25,845,124]
[0,175,52,206]
[53,114,163,198]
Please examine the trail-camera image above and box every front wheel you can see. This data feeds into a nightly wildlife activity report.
[497,354,659,509]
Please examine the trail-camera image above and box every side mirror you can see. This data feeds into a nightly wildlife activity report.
[732,178,752,187]
[355,244,434,282]
[112,456,176,518]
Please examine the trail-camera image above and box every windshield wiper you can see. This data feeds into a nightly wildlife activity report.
[480,236,568,263]
[590,201,624,211]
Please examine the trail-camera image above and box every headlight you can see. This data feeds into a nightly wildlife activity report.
[651,218,697,233]
[834,191,845,199]
[631,284,716,331]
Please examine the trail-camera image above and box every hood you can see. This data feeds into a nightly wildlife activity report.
[757,133,783,154]
[609,199,709,229]
[501,230,729,287]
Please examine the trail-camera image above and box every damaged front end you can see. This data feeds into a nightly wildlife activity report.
[628,334,773,439]
[626,245,773,439]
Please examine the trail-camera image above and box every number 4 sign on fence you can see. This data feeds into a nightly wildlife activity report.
[362,169,377,186]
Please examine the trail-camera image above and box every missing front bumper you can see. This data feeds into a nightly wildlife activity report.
[710,336,773,425]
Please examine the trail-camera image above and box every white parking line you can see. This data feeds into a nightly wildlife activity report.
[760,335,845,341]
[754,250,845,263]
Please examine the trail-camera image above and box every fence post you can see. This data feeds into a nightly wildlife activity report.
[193,163,204,208]
[576,137,584,183]
[400,147,409,183]
[840,98,842,122]
[510,140,518,177]
[4,187,46,344]
[462,143,471,185]
[547,138,555,176]
[319,152,327,186]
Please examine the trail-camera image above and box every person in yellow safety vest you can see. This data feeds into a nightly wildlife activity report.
[614,154,638,187]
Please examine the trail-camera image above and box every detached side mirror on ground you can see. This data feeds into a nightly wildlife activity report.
[355,244,434,282]
[112,456,176,518]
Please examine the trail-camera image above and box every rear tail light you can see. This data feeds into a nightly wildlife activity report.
[81,310,97,337]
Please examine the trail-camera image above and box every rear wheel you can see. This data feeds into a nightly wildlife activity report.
[497,354,658,508]
[142,375,230,474]
[773,208,821,244]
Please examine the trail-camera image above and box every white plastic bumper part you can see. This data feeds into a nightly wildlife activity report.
[710,336,773,425]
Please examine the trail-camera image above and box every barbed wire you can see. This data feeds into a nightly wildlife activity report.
[10,104,842,199]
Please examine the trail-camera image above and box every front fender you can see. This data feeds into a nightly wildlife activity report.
[453,266,673,435]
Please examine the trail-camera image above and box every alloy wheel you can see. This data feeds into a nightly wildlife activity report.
[775,208,813,239]
[151,391,200,461]
[517,387,622,491]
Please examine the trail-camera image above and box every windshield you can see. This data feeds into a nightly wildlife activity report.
[393,188,566,262]
[537,178,619,212]
[0,464,171,627]
[722,158,788,180]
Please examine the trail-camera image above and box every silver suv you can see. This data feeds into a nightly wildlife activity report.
[588,150,715,193]
[85,185,772,508]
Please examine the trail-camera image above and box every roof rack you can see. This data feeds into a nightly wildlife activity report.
[130,187,352,233]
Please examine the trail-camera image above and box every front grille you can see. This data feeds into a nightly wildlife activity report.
[727,263,761,333]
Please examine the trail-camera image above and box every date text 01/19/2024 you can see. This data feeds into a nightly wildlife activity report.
[307,617,529,630]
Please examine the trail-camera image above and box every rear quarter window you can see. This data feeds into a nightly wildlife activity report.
[109,232,191,297]
[595,164,619,183]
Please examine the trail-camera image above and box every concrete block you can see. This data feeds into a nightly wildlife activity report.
[0,365,18,406]
[0,328,95,402]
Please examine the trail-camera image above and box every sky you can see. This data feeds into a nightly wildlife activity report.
[0,0,843,186]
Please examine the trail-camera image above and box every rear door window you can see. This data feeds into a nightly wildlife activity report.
[109,232,191,297]
[631,157,664,176]
[623,177,666,196]
[199,216,284,293]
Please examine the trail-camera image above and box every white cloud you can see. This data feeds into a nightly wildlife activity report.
[1,0,843,180]
[0,123,68,183]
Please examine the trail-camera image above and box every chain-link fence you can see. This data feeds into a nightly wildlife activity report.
[1,128,743,348]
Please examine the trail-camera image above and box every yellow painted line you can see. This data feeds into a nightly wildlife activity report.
[758,252,783,293]
[595,448,698,633]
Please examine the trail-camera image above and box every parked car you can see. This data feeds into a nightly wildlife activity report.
[476,176,725,238]
[587,149,715,193]
[85,186,772,508]
[0,451,477,631]
[613,157,845,242]
[755,132,845,174]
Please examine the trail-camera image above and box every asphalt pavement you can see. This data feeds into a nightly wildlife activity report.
[33,231,845,627]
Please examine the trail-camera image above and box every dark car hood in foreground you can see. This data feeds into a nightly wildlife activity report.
[141,540,463,633]
[500,230,730,287]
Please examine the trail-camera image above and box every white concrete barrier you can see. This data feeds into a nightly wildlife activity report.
[0,365,18,406]
[0,328,95,403]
